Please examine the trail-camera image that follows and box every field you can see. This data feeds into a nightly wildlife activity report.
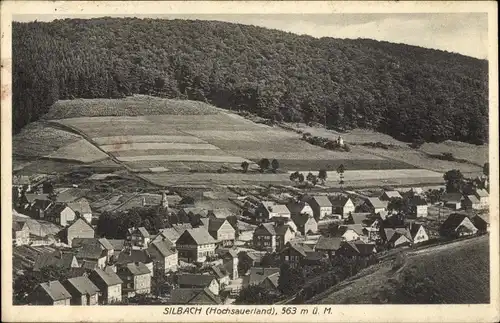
[315,235,489,304]
[47,139,108,163]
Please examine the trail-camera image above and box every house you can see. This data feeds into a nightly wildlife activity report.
[286,201,314,217]
[362,197,387,214]
[178,207,209,223]
[33,250,79,272]
[408,196,429,218]
[280,243,321,267]
[238,250,267,273]
[345,213,372,226]
[62,276,100,306]
[75,242,108,270]
[275,224,294,251]
[126,227,150,249]
[59,217,94,246]
[410,187,424,196]
[439,213,478,238]
[72,238,114,261]
[170,288,221,305]
[471,216,489,233]
[107,239,125,258]
[44,203,77,226]
[177,274,220,296]
[463,195,482,210]
[408,223,429,244]
[12,220,30,246]
[334,224,364,241]
[175,228,217,263]
[116,249,154,276]
[253,223,277,252]
[207,218,236,247]
[117,262,152,297]
[66,198,93,224]
[259,272,280,293]
[30,281,72,305]
[380,191,403,201]
[441,193,463,210]
[216,248,239,279]
[329,195,355,218]
[245,267,280,288]
[255,201,291,221]
[474,189,489,209]
[338,241,377,258]
[308,195,333,220]
[88,268,123,304]
[291,213,318,235]
[208,264,231,288]
[314,236,343,258]
[152,227,183,245]
[147,239,178,274]
[208,208,233,219]
[382,228,413,248]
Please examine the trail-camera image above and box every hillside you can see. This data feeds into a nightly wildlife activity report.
[13,18,488,145]
[313,235,490,304]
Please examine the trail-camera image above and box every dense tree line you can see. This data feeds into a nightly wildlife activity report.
[13,18,488,144]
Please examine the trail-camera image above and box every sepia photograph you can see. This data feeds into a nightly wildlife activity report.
[1,1,498,322]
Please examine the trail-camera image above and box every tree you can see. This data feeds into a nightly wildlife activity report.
[278,263,304,295]
[425,189,443,204]
[387,197,404,213]
[258,158,270,173]
[234,285,279,304]
[13,265,70,305]
[443,169,464,193]
[241,161,249,173]
[337,164,346,188]
[483,162,489,177]
[298,173,305,183]
[271,159,280,173]
[289,171,300,182]
[318,169,327,184]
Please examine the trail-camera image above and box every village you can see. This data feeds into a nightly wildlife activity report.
[11,164,490,306]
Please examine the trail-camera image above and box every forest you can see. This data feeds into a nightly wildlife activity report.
[13,18,488,144]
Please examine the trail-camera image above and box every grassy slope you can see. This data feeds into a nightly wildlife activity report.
[315,235,490,304]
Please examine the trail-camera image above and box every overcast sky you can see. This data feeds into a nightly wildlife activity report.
[14,13,489,59]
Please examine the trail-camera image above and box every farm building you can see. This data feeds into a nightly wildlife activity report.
[116,262,152,297]
[441,193,463,210]
[361,197,387,214]
[286,201,314,218]
[44,203,77,227]
[328,195,355,218]
[58,217,95,246]
[147,239,178,273]
[66,198,93,224]
[33,250,79,272]
[291,213,318,235]
[116,249,154,275]
[463,195,482,210]
[253,223,277,252]
[177,274,220,296]
[62,276,100,306]
[169,288,221,305]
[255,201,291,221]
[408,196,429,218]
[12,219,30,246]
[126,227,150,249]
[88,268,123,304]
[381,228,413,248]
[280,243,316,267]
[408,223,429,244]
[245,267,280,288]
[439,214,478,238]
[29,281,72,305]
[206,218,236,247]
[474,189,489,209]
[380,191,403,201]
[307,195,333,220]
[314,236,343,258]
[345,212,372,226]
[175,228,217,263]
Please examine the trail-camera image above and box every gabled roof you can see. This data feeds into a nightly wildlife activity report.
[471,216,488,230]
[311,195,333,207]
[107,239,125,251]
[210,265,229,279]
[91,268,123,286]
[124,262,151,275]
[409,196,428,206]
[366,197,386,209]
[255,223,276,236]
[286,201,307,214]
[343,241,376,256]
[216,248,238,259]
[34,251,76,271]
[178,274,216,287]
[157,228,183,243]
[67,198,92,215]
[132,227,150,238]
[275,224,292,236]
[291,213,316,226]
[54,188,87,203]
[170,287,221,305]
[38,281,72,301]
[68,217,94,232]
[208,218,228,232]
[328,195,352,208]
[381,191,402,199]
[76,243,107,260]
[440,213,473,231]
[283,242,313,257]
[348,213,371,225]
[150,240,176,257]
[336,224,364,236]
[409,223,426,239]
[315,236,343,251]
[25,193,50,203]
[441,193,463,203]
[117,249,152,265]
[208,208,233,219]
[271,204,291,215]
[72,237,113,250]
[475,189,489,198]
[177,228,217,245]
[383,228,412,242]
[65,276,100,295]
[12,220,29,232]
[466,195,480,204]
[248,267,280,285]
[262,272,280,288]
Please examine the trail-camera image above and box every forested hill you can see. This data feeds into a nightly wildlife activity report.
[13,18,488,144]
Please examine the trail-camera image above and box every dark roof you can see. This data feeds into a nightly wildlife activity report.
[254,223,276,236]
[107,239,125,251]
[210,265,228,279]
[409,196,428,206]
[381,191,402,199]
[365,197,386,209]
[72,237,113,251]
[178,228,217,245]
[76,244,107,260]
[248,267,280,285]
[471,216,488,230]
[348,213,371,225]
[304,251,325,262]
[465,195,480,204]
[170,288,221,305]
[328,195,351,207]
[117,249,152,265]
[33,251,76,271]
[208,218,228,232]
[286,201,307,215]
[441,193,463,203]
[409,223,426,238]
[38,281,72,301]
[216,248,238,258]
[178,274,216,287]
[275,224,291,236]
[343,241,376,256]
[65,276,100,295]
[283,243,312,257]
[383,228,412,242]
[150,240,176,257]
[91,268,123,286]
[12,220,28,232]
[262,272,280,288]
[311,195,333,207]
[315,236,343,251]
[67,198,92,215]
[291,213,315,226]
[440,213,470,231]
[124,262,151,275]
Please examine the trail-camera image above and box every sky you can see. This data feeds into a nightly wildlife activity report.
[14,13,489,59]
